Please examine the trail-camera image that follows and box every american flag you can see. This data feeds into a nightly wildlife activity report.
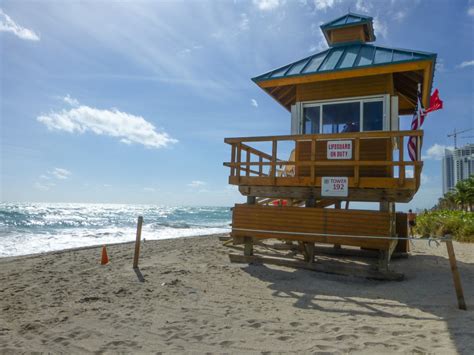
[407,87,425,161]
[407,88,443,161]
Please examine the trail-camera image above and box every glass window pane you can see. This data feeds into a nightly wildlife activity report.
[270,66,290,78]
[346,15,361,24]
[339,46,359,68]
[393,50,413,62]
[286,59,309,76]
[322,102,360,134]
[319,48,344,71]
[302,53,326,73]
[363,101,383,131]
[355,46,375,66]
[303,106,320,134]
[374,48,393,64]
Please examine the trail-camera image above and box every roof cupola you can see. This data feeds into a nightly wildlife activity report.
[320,13,376,46]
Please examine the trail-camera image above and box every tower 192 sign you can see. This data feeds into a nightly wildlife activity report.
[327,140,352,159]
[321,177,348,197]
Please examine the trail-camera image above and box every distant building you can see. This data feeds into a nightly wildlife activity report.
[442,143,474,194]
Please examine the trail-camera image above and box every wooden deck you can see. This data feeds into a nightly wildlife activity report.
[224,130,423,202]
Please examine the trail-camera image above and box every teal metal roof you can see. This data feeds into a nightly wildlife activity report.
[252,44,436,83]
[320,12,372,31]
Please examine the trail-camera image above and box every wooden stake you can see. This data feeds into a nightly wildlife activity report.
[133,216,143,269]
[445,240,467,310]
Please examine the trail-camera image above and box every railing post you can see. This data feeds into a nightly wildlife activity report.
[230,144,236,177]
[354,138,360,187]
[398,135,405,186]
[310,139,316,183]
[272,140,277,184]
[258,156,263,176]
[236,143,242,183]
[246,149,251,177]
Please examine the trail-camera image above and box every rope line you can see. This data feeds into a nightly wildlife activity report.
[232,228,451,244]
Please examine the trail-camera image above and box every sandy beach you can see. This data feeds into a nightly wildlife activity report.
[0,234,473,354]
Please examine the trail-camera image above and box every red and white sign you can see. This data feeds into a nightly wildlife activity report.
[327,140,352,160]
[321,177,348,197]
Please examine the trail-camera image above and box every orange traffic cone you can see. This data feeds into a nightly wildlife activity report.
[101,245,109,265]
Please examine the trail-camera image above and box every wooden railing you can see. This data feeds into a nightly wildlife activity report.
[224,130,423,190]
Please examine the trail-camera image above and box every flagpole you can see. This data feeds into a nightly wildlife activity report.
[417,83,422,160]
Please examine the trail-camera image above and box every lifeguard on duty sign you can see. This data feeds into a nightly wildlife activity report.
[322,177,349,197]
[327,140,352,159]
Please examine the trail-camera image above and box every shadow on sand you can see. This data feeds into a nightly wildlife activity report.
[133,267,145,282]
[240,249,474,354]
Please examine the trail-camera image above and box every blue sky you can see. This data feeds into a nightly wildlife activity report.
[1,0,473,209]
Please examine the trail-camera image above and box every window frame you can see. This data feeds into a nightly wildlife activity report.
[299,94,389,134]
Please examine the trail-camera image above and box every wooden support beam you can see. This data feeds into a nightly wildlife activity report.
[244,237,253,256]
[398,136,405,186]
[446,240,467,310]
[272,140,277,184]
[354,137,360,186]
[228,253,404,281]
[238,185,415,203]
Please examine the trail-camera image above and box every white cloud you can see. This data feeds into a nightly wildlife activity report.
[309,22,328,53]
[143,187,156,192]
[468,6,474,16]
[251,99,258,108]
[188,180,206,188]
[314,0,341,10]
[373,17,387,38]
[457,60,474,68]
[355,0,372,13]
[253,0,282,11]
[38,103,177,149]
[239,13,250,31]
[422,144,453,160]
[393,11,406,22]
[0,9,40,41]
[51,168,71,180]
[62,94,79,106]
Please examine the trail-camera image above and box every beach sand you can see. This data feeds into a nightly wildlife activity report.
[0,234,473,354]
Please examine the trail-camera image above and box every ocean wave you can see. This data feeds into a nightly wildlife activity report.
[0,203,231,257]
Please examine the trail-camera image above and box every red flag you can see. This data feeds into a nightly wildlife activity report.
[425,89,443,114]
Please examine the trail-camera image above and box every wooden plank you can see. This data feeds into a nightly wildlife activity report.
[228,253,404,281]
[224,129,423,144]
[238,185,415,202]
[229,176,417,189]
[297,74,390,103]
[231,204,392,249]
[446,240,467,310]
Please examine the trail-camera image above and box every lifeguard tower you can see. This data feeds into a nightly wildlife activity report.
[224,13,437,279]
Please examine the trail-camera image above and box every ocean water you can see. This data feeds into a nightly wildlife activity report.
[0,203,231,257]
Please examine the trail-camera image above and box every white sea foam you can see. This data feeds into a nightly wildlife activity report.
[0,203,231,257]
